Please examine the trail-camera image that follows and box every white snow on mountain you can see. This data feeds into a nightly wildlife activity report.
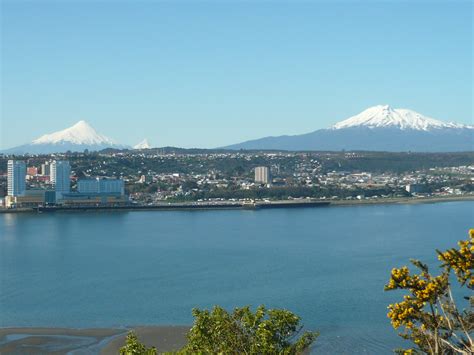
[32,120,118,145]
[1,120,130,153]
[332,105,472,131]
[133,139,151,149]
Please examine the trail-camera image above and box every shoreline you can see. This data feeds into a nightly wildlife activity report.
[329,194,474,207]
[0,326,189,354]
[0,195,473,214]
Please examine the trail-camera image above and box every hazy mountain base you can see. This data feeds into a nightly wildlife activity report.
[2,142,128,155]
[224,127,474,152]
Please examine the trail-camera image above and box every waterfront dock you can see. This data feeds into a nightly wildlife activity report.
[0,200,330,213]
[1,195,473,214]
[36,200,331,212]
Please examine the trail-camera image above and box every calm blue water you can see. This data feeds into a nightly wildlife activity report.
[1,202,472,353]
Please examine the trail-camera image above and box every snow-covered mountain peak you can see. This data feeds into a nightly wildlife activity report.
[378,104,394,112]
[71,120,90,129]
[332,105,470,131]
[32,120,118,145]
[134,139,152,149]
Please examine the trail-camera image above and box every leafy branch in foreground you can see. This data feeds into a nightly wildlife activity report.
[182,305,318,354]
[120,331,157,355]
[120,305,318,354]
[385,229,473,354]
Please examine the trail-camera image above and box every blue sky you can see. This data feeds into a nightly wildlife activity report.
[1,0,472,149]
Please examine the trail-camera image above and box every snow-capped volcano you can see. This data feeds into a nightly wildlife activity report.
[32,120,118,146]
[332,105,470,131]
[4,121,129,154]
[133,139,152,149]
[224,105,474,152]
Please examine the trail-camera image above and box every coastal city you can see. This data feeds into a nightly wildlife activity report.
[1,150,473,210]
[2,1,473,353]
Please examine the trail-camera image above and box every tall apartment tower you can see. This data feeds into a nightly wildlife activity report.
[7,160,26,196]
[41,161,51,176]
[51,160,71,200]
[254,166,271,184]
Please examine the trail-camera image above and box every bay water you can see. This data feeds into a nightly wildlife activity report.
[1,201,472,353]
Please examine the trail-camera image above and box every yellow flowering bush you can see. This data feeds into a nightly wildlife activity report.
[437,229,474,289]
[385,230,473,354]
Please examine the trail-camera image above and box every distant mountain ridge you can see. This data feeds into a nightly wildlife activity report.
[224,105,474,152]
[3,105,473,154]
[4,121,129,154]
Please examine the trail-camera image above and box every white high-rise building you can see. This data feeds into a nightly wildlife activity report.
[7,160,26,196]
[77,177,124,195]
[41,161,51,176]
[254,166,271,184]
[51,160,71,200]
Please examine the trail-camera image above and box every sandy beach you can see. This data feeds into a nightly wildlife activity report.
[0,326,189,354]
[101,326,189,354]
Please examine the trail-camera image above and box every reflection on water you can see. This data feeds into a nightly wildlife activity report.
[2,212,15,226]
